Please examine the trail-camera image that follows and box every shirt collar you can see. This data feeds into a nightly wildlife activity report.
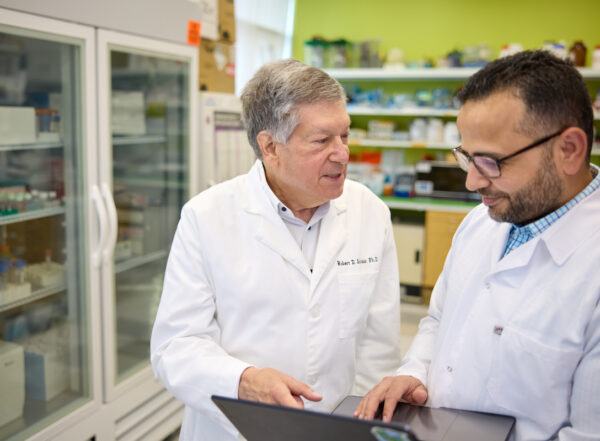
[504,164,600,257]
[256,161,330,225]
[517,163,600,233]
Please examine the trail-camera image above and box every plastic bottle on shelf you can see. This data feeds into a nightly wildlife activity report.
[23,192,33,211]
[29,189,42,210]
[39,191,49,208]
[0,244,11,261]
[569,41,587,67]
[48,191,60,207]
[0,193,7,216]
[0,260,8,292]
[593,45,600,69]
[45,248,53,270]
[15,193,26,213]
[11,259,26,284]
[6,193,18,215]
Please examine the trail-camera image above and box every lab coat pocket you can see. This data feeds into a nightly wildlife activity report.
[338,272,377,339]
[486,326,581,424]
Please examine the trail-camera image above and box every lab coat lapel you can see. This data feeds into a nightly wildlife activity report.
[255,216,311,277]
[488,220,536,275]
[242,161,311,277]
[310,197,347,291]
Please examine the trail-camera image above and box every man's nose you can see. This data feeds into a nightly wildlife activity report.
[465,162,491,192]
[331,136,350,164]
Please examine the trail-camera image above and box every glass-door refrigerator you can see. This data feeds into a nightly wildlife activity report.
[96,29,198,407]
[0,9,101,441]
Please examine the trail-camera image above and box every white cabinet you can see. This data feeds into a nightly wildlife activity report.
[0,8,101,441]
[0,8,198,441]
[392,222,424,288]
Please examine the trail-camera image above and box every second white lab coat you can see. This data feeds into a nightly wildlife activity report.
[399,169,600,441]
[151,161,401,441]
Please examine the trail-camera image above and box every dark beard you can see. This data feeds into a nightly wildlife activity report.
[486,156,563,225]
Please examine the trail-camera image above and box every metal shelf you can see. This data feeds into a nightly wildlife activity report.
[383,197,478,213]
[113,177,185,189]
[0,283,66,313]
[349,139,455,149]
[0,141,63,152]
[327,67,600,81]
[326,67,479,81]
[112,135,167,146]
[347,106,459,117]
[114,250,168,275]
[0,206,65,226]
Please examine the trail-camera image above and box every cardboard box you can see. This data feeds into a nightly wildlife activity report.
[218,0,235,42]
[199,39,236,93]
[198,0,219,41]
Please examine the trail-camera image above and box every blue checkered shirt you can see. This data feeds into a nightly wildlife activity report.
[503,165,600,257]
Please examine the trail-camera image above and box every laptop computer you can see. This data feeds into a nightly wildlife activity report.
[212,395,515,441]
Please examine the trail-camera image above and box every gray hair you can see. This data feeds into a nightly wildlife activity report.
[240,58,346,159]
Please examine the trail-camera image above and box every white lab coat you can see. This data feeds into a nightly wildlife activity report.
[151,161,401,441]
[399,169,600,441]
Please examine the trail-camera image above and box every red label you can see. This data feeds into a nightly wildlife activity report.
[187,20,202,46]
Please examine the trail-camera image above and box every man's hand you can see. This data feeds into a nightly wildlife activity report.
[238,367,322,409]
[354,376,428,422]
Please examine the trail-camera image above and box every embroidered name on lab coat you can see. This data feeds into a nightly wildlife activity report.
[337,256,378,266]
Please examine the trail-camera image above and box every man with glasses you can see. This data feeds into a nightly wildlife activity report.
[356,50,600,441]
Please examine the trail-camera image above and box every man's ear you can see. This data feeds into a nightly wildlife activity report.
[556,127,588,176]
[257,130,278,164]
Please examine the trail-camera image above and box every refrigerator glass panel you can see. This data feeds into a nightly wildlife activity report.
[109,50,189,381]
[0,28,91,439]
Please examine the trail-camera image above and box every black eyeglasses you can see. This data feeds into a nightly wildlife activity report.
[452,128,566,178]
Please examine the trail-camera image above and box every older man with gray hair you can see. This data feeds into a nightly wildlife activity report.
[151,58,401,441]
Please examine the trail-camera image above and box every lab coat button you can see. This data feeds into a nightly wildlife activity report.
[310,305,321,318]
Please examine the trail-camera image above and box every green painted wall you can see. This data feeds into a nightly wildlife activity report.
[293,0,600,66]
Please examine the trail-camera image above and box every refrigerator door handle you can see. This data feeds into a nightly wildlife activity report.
[101,182,119,265]
[91,184,109,268]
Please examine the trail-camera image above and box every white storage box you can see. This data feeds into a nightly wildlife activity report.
[22,325,69,402]
[0,341,25,427]
[0,283,32,306]
[25,262,64,288]
[111,91,145,135]
[24,349,69,401]
[0,106,36,145]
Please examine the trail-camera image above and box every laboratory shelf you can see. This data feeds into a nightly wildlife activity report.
[0,140,63,152]
[327,67,600,81]
[383,196,479,213]
[326,67,479,81]
[0,206,65,226]
[113,177,185,189]
[0,283,66,313]
[112,135,168,146]
[114,249,168,275]
[350,108,598,120]
[347,106,459,117]
[350,139,455,149]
